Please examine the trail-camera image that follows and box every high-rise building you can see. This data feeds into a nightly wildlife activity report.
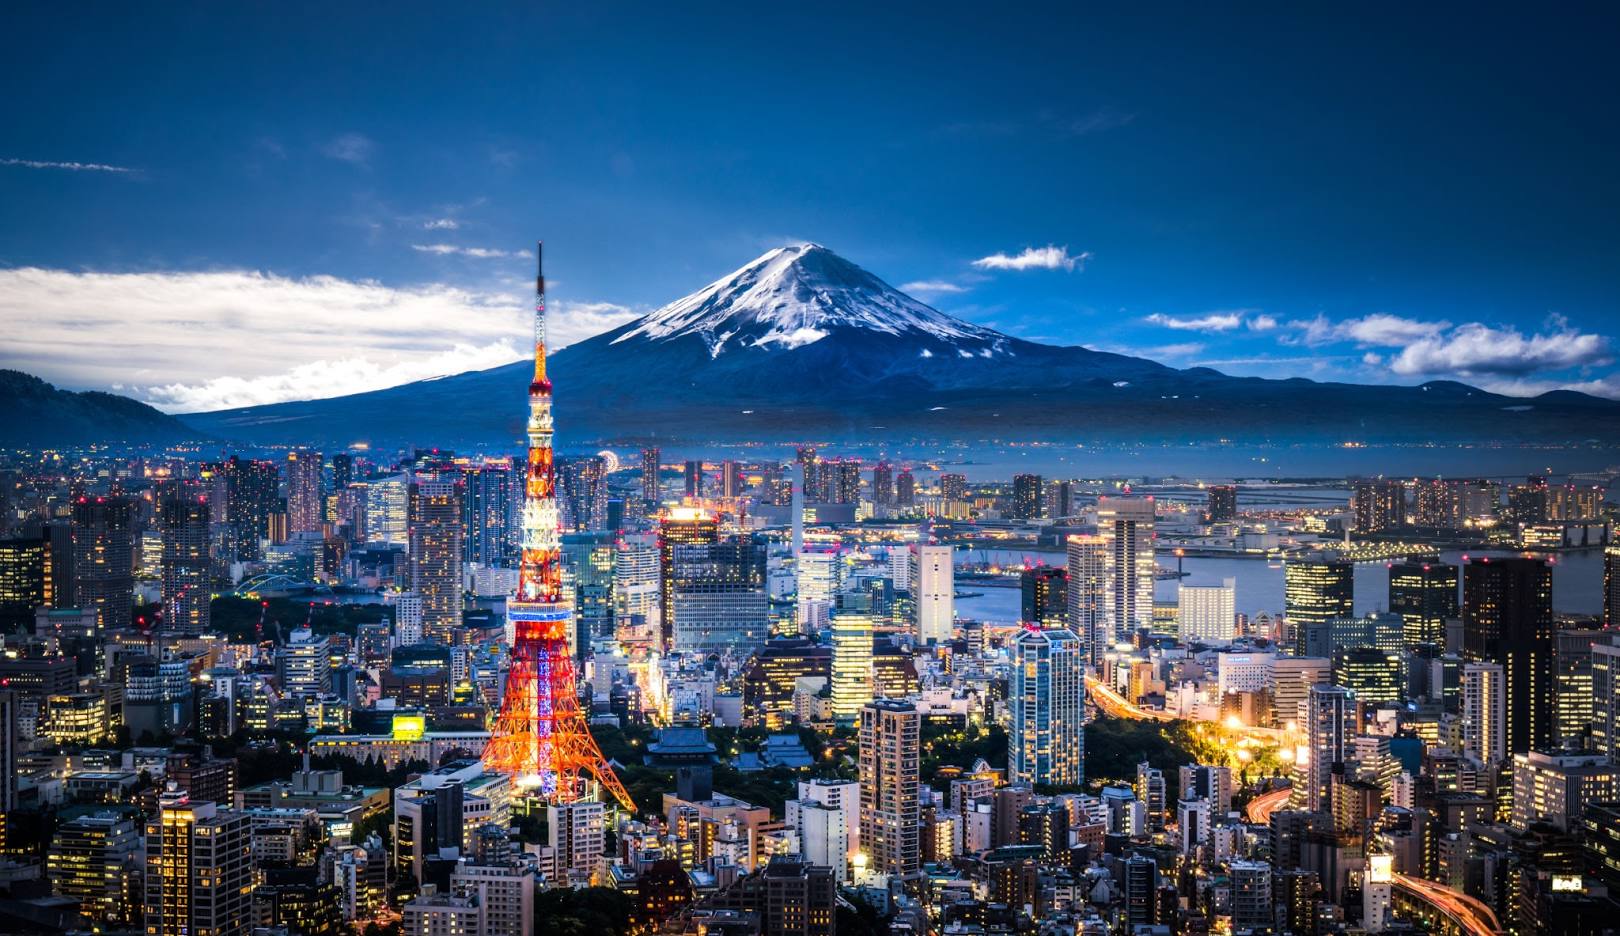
[1506,476,1550,526]
[613,531,660,643]
[548,800,605,880]
[217,455,280,560]
[910,543,954,645]
[894,469,915,509]
[558,455,609,532]
[1510,750,1617,832]
[640,447,661,506]
[1205,484,1238,523]
[0,536,50,628]
[1332,647,1402,704]
[1553,628,1605,748]
[48,811,139,924]
[939,473,967,504]
[830,614,873,723]
[1007,626,1085,787]
[1463,557,1553,754]
[1010,474,1043,519]
[278,627,333,697]
[1606,544,1620,629]
[331,453,353,490]
[1065,534,1107,663]
[461,459,519,567]
[1305,684,1352,813]
[71,495,135,632]
[1461,661,1507,768]
[658,508,719,651]
[450,856,535,936]
[1594,641,1620,764]
[365,475,410,545]
[1270,656,1331,730]
[720,459,744,498]
[1286,559,1354,655]
[1045,479,1075,519]
[796,549,843,625]
[871,462,894,507]
[1178,578,1236,643]
[402,886,481,936]
[1120,853,1159,928]
[1019,566,1067,627]
[1388,561,1459,651]
[1229,859,1274,931]
[1352,479,1407,532]
[286,449,324,533]
[409,479,464,644]
[859,700,920,883]
[1097,496,1155,639]
[562,532,616,654]
[684,459,704,498]
[144,791,251,936]
[668,536,768,653]
[156,480,211,634]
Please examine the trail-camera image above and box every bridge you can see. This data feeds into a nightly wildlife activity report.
[1390,874,1505,936]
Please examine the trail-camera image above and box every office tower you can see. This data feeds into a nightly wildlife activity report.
[1608,544,1620,628]
[1010,473,1043,519]
[1463,557,1553,754]
[1065,534,1107,663]
[71,495,135,631]
[1553,627,1604,748]
[830,614,874,723]
[1510,751,1617,832]
[1506,476,1550,525]
[1045,479,1075,519]
[460,459,519,567]
[1007,626,1085,787]
[658,507,718,650]
[1305,684,1351,813]
[286,449,324,533]
[1178,578,1236,643]
[0,536,49,628]
[1388,561,1459,651]
[793,778,859,878]
[156,480,211,634]
[1333,647,1402,704]
[408,479,464,644]
[668,536,768,653]
[640,447,661,505]
[562,532,616,653]
[1205,484,1238,523]
[796,548,843,624]
[558,455,609,531]
[1286,559,1353,655]
[144,791,250,936]
[1019,566,1067,627]
[613,531,660,641]
[1179,764,1234,813]
[278,627,332,697]
[859,700,920,882]
[910,543,954,645]
[939,472,967,503]
[1097,496,1155,637]
[1120,853,1159,928]
[1595,641,1620,764]
[872,462,894,507]
[48,811,139,924]
[1461,662,1507,768]
[718,459,744,499]
[684,459,704,498]
[1352,479,1407,532]
[330,452,353,490]
[365,475,410,545]
[895,469,915,508]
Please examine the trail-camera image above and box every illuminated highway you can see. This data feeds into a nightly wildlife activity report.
[1085,675,1296,744]
[1392,874,1505,936]
[1244,786,1292,824]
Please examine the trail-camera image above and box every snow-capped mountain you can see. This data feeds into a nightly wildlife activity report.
[177,244,1620,447]
[610,243,1005,357]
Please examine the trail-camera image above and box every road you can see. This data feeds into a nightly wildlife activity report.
[1392,874,1505,936]
[1244,786,1293,824]
[1084,675,1296,744]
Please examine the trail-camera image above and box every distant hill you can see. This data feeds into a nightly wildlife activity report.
[0,369,203,447]
[172,243,1620,448]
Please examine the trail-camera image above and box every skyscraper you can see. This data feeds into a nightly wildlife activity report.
[1305,684,1352,813]
[1007,626,1085,787]
[894,469,915,508]
[859,700,920,883]
[1388,561,1459,651]
[640,447,661,506]
[48,811,139,924]
[668,536,768,653]
[1593,640,1620,765]
[909,543,953,645]
[684,459,704,498]
[156,481,211,634]
[1065,534,1107,663]
[71,496,135,632]
[286,449,324,533]
[1178,578,1236,643]
[1286,559,1354,656]
[658,508,719,651]
[557,455,609,531]
[1463,557,1553,754]
[1205,484,1238,523]
[1097,496,1156,639]
[830,613,874,723]
[408,479,464,644]
[218,455,279,560]
[1461,661,1507,768]
[1010,474,1043,519]
[144,791,251,936]
[872,462,894,507]
[1352,479,1407,532]
[0,537,50,628]
[1605,543,1619,629]
[720,459,744,498]
[461,459,519,568]
[1020,566,1067,627]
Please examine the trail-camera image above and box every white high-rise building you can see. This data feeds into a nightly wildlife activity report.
[1177,797,1211,855]
[366,475,410,545]
[613,531,661,640]
[1305,684,1352,813]
[1098,496,1157,640]
[1065,534,1107,663]
[450,860,535,936]
[830,614,874,722]
[786,800,850,882]
[1179,578,1237,643]
[889,547,911,591]
[910,544,954,644]
[1461,661,1507,768]
[796,778,860,864]
[392,591,425,647]
[1008,627,1085,787]
[796,550,842,626]
[1217,651,1274,697]
[1364,853,1394,933]
[277,626,332,697]
[547,801,604,881]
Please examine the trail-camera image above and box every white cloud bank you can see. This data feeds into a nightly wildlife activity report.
[972,245,1090,272]
[0,267,638,412]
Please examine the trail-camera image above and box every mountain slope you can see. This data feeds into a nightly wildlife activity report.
[180,244,1620,447]
[0,370,203,447]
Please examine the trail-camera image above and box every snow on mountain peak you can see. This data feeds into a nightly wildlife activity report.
[611,243,1003,356]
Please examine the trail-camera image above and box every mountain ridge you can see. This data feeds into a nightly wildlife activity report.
[0,369,204,447]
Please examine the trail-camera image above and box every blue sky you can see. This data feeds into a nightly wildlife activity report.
[3,3,1618,410]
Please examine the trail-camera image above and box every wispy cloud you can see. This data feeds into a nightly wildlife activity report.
[1247,314,1277,331]
[1283,312,1449,347]
[321,133,375,167]
[972,245,1089,272]
[0,267,636,411]
[900,279,968,296]
[412,243,531,259]
[1144,311,1246,333]
[2,157,137,174]
[423,218,460,230]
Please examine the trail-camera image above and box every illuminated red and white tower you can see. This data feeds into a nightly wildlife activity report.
[482,243,634,811]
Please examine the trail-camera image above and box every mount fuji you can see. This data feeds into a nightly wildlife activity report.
[179,244,1620,447]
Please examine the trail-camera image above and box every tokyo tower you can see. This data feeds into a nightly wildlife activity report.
[482,243,634,812]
